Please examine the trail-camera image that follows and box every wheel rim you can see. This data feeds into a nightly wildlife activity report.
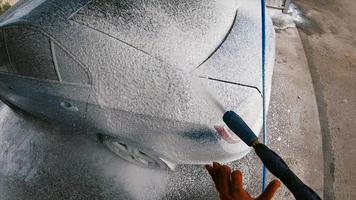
[102,135,171,170]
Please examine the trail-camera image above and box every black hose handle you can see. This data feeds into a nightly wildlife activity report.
[254,143,321,200]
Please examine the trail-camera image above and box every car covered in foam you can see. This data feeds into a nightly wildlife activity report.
[0,0,275,169]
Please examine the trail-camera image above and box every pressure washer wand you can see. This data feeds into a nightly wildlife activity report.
[223,111,321,200]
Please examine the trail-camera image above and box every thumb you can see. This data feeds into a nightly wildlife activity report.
[256,180,281,200]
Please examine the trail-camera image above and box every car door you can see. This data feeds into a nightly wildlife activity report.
[0,27,91,128]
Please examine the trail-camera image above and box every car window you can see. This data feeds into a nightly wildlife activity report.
[5,27,59,80]
[0,30,11,73]
[53,44,90,85]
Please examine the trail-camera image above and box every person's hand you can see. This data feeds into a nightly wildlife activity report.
[206,162,281,200]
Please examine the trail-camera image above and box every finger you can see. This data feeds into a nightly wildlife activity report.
[205,164,213,171]
[230,170,244,193]
[212,162,221,178]
[257,180,282,200]
[205,165,214,177]
[213,162,221,169]
[216,165,231,194]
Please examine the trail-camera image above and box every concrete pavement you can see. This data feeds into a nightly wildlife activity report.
[267,26,323,199]
[293,0,356,199]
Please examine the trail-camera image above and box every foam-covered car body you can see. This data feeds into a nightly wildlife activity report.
[0,0,275,168]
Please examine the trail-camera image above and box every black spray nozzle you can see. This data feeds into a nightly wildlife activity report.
[223,111,258,146]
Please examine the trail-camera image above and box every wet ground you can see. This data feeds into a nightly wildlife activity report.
[293,0,356,199]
